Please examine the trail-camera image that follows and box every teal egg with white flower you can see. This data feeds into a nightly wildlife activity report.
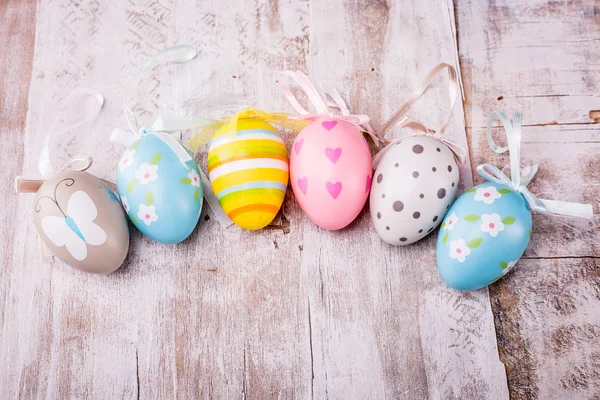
[115,133,203,244]
[435,182,532,291]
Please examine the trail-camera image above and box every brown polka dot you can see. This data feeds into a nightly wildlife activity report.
[448,165,453,172]
[395,163,399,167]
[432,167,437,172]
[436,148,441,152]
[386,226,390,230]
[437,188,446,199]
[393,201,404,212]
[412,171,419,178]
[400,237,407,242]
[381,194,386,198]
[419,194,424,199]
[413,212,420,219]
[418,229,423,233]
[452,182,455,187]
[433,215,438,222]
[377,212,381,219]
[412,144,424,154]
[377,173,383,183]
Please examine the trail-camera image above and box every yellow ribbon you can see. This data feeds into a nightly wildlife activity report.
[188,108,310,150]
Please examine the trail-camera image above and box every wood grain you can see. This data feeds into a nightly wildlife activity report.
[4,0,598,398]
[0,1,37,397]
[455,0,600,398]
[1,0,505,398]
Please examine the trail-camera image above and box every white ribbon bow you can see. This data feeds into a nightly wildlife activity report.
[110,108,214,170]
[373,63,467,168]
[477,111,593,219]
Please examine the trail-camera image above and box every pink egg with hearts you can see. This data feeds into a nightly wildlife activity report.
[290,118,372,230]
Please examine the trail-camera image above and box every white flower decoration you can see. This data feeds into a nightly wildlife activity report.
[135,162,159,185]
[188,169,201,187]
[121,195,130,213]
[503,260,517,275]
[137,204,158,226]
[119,149,136,172]
[474,186,502,205]
[444,212,459,231]
[449,239,471,263]
[480,213,505,237]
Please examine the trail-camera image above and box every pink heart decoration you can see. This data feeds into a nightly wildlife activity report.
[325,147,342,163]
[365,175,372,193]
[326,181,342,199]
[294,138,304,155]
[321,120,338,131]
[298,177,308,195]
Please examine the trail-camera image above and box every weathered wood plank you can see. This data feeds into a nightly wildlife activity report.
[456,0,600,399]
[304,0,505,398]
[490,257,600,399]
[0,0,37,398]
[1,0,508,399]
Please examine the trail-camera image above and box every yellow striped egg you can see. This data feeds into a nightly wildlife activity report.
[208,118,288,230]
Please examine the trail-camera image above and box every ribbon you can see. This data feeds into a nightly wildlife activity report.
[38,89,104,176]
[372,63,467,168]
[111,44,237,228]
[110,115,214,170]
[111,44,209,168]
[16,89,103,193]
[477,111,593,219]
[279,70,380,144]
[188,108,309,150]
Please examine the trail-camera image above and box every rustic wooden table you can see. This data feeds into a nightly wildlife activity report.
[1,0,598,399]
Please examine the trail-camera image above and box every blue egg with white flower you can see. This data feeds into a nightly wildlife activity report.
[115,133,203,244]
[435,182,532,291]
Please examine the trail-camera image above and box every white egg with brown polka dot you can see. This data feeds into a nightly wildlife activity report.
[370,135,459,246]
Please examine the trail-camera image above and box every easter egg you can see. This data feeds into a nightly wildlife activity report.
[116,134,203,243]
[436,182,533,290]
[33,170,129,274]
[290,118,372,230]
[370,136,459,245]
[207,118,288,230]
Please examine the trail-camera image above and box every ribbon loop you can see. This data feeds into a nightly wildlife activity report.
[58,154,93,173]
[39,89,104,176]
[374,63,466,165]
[378,63,459,140]
[112,45,237,228]
[477,111,593,219]
[280,71,328,114]
[279,71,379,144]
[140,44,197,72]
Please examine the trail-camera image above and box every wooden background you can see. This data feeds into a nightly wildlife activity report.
[0,0,598,399]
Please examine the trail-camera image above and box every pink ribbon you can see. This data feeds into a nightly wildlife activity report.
[280,71,381,145]
[373,63,467,168]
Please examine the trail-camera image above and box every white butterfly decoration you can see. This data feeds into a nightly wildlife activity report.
[41,190,107,261]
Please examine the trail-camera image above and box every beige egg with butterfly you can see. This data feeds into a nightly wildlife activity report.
[22,169,130,274]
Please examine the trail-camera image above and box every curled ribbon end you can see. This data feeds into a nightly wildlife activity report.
[60,154,93,172]
[538,199,594,220]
